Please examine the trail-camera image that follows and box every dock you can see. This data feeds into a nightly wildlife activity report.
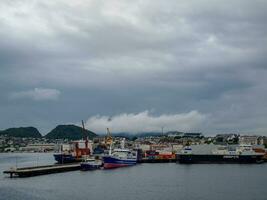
[3,163,81,178]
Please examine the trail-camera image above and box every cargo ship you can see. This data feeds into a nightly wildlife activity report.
[54,139,92,163]
[54,121,92,164]
[176,144,264,164]
[103,138,137,169]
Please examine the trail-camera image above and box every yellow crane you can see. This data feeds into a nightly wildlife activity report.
[105,128,113,145]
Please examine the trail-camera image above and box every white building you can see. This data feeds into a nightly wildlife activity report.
[239,135,262,145]
[19,143,56,152]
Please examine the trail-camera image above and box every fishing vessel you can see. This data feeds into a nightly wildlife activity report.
[176,144,264,164]
[80,158,102,170]
[103,149,137,169]
[103,136,137,169]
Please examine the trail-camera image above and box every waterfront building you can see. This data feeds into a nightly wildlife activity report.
[239,135,263,145]
[215,134,239,144]
[19,143,56,152]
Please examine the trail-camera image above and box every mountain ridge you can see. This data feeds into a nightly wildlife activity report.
[45,124,97,140]
[0,127,42,138]
[0,125,97,140]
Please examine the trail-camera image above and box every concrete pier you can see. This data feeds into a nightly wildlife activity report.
[3,163,81,178]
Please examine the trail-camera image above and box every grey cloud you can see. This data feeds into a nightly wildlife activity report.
[0,0,267,134]
[9,88,61,101]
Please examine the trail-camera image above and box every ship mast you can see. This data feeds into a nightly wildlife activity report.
[82,120,86,141]
[106,128,113,155]
[82,120,89,154]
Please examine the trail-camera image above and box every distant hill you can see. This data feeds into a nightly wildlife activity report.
[45,125,97,140]
[137,132,166,137]
[0,127,42,138]
[166,131,184,135]
[110,132,166,139]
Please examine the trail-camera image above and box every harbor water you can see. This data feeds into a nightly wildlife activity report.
[1,153,267,200]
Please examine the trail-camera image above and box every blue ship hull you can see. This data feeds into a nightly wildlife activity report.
[54,154,77,164]
[103,156,137,169]
[80,163,102,170]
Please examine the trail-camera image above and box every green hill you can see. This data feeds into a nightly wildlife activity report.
[45,125,97,140]
[0,127,42,138]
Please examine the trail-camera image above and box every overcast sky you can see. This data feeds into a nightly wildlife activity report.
[0,0,267,135]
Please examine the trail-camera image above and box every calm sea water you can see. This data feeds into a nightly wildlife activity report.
[0,153,267,200]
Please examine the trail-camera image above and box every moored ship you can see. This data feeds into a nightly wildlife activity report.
[54,121,92,164]
[103,138,137,169]
[80,158,102,170]
[54,139,92,163]
[176,144,264,164]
